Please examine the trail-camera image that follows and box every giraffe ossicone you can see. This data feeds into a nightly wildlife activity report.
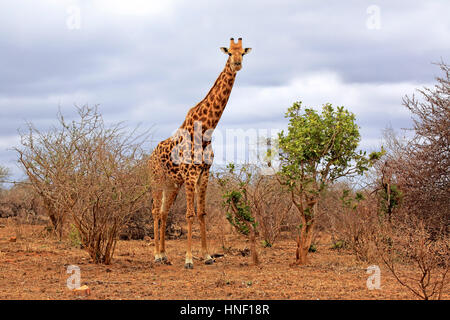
[148,38,252,269]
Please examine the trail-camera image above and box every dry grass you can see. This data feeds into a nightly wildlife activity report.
[0,218,448,300]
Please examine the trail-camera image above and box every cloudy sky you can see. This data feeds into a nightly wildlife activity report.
[0,0,449,180]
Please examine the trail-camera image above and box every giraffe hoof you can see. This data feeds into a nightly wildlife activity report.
[184,263,194,269]
[161,256,172,265]
[205,258,215,265]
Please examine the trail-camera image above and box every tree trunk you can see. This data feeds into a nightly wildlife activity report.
[295,205,316,265]
[295,226,314,265]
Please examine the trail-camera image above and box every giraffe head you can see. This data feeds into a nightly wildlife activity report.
[220,38,252,72]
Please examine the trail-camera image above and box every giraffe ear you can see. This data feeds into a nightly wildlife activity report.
[220,47,229,54]
[243,48,252,55]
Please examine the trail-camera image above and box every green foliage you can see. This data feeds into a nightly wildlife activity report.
[220,163,258,237]
[308,243,317,253]
[224,191,256,236]
[277,102,383,190]
[379,184,403,215]
[68,224,83,248]
[331,240,346,250]
[261,239,272,248]
[340,189,365,210]
[275,101,383,264]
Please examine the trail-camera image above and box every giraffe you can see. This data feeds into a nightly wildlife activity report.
[148,38,252,269]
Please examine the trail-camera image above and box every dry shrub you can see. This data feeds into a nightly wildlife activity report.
[204,178,235,250]
[215,164,294,248]
[341,196,380,262]
[321,184,381,262]
[15,105,150,264]
[379,62,449,230]
[70,149,149,264]
[205,178,226,229]
[217,164,260,265]
[377,214,449,300]
[251,175,292,247]
[364,63,450,299]
[0,165,8,186]
[0,182,47,224]
[323,183,449,300]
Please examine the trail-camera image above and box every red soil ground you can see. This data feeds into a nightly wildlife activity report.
[0,219,448,300]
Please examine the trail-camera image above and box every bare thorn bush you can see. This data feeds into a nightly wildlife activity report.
[321,184,381,262]
[15,105,151,264]
[377,215,449,300]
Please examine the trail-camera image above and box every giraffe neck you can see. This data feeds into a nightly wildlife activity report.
[181,58,237,133]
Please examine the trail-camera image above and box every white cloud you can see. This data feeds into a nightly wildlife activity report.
[225,71,423,125]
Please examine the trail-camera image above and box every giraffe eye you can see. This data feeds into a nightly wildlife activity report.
[228,53,232,56]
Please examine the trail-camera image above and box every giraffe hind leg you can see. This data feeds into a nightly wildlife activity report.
[159,185,180,264]
[151,189,163,263]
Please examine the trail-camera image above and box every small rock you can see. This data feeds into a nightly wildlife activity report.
[9,236,17,242]
[143,236,151,242]
[73,285,91,296]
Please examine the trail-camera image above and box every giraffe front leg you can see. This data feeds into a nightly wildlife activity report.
[184,180,196,269]
[196,170,214,265]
